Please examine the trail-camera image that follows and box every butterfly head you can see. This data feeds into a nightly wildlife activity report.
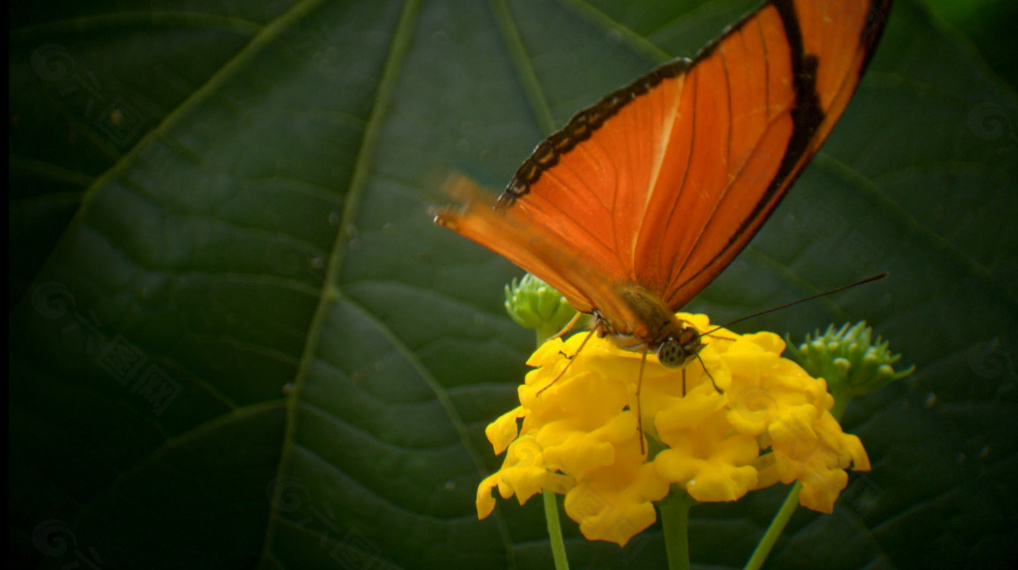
[655,326,702,368]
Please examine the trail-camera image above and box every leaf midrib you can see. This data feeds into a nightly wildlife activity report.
[259,0,480,564]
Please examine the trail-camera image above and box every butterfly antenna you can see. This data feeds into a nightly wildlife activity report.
[703,272,887,337]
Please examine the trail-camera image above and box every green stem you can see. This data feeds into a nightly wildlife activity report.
[743,482,801,570]
[659,488,696,570]
[829,390,850,422]
[536,327,556,348]
[543,490,570,570]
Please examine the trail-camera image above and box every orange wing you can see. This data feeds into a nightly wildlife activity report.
[641,0,892,307]
[435,0,891,333]
[435,174,639,326]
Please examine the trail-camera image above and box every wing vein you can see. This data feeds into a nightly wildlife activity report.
[671,44,737,288]
[656,70,699,283]
[759,17,770,121]
[636,76,685,282]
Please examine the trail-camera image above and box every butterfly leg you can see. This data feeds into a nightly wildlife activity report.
[536,327,596,396]
[694,351,723,394]
[548,311,582,341]
[637,345,649,456]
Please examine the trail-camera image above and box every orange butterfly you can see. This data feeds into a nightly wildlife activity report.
[435,0,890,373]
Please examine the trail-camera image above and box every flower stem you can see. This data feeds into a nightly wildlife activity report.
[743,482,801,570]
[543,490,570,570]
[659,488,696,570]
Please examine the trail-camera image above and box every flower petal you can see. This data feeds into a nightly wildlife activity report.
[476,473,500,519]
[485,406,524,455]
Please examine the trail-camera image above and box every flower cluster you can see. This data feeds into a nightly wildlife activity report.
[476,314,870,546]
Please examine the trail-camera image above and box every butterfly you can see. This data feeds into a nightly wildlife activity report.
[434,0,891,377]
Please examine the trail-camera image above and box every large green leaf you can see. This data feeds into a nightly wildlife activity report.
[9,0,1017,568]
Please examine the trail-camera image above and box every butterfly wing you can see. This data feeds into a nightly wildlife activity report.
[434,174,639,326]
[637,0,892,308]
[435,0,891,332]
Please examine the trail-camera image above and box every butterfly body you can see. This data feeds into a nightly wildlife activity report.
[609,283,703,369]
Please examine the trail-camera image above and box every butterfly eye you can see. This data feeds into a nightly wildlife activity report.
[657,339,688,368]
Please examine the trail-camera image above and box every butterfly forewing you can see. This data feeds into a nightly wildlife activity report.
[636,6,797,307]
[502,61,693,289]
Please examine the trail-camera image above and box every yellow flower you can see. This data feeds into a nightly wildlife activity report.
[476,314,870,546]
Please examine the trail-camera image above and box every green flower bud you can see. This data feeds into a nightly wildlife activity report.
[787,322,914,406]
[504,274,578,344]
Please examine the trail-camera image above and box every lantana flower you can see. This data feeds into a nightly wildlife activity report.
[476,313,870,546]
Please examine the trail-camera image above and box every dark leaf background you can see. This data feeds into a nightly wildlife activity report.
[9,0,1018,568]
